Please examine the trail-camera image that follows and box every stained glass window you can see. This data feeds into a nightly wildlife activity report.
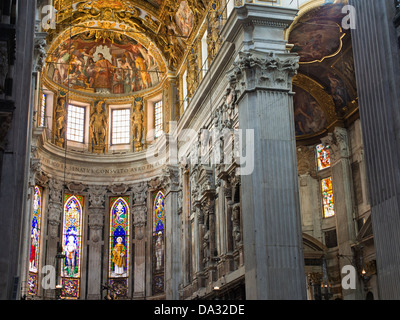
[28,186,42,296]
[40,93,46,127]
[67,105,85,143]
[153,191,165,295]
[154,101,163,138]
[322,177,335,218]
[109,197,130,297]
[112,109,130,145]
[316,144,331,171]
[61,194,84,299]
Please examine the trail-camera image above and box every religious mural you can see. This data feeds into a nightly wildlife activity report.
[175,0,194,37]
[47,33,161,95]
[293,86,327,136]
[290,20,344,64]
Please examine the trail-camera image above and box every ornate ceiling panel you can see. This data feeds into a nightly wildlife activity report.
[45,32,162,97]
[287,2,358,143]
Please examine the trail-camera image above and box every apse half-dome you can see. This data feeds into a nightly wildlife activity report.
[45,32,163,97]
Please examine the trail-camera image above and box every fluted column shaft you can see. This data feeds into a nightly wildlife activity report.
[350,0,400,300]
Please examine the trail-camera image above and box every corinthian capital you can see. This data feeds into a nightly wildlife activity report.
[227,51,299,96]
[161,165,180,194]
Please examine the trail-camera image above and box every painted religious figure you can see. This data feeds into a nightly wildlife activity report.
[114,202,126,224]
[29,228,39,272]
[112,237,126,277]
[64,235,77,277]
[29,187,41,274]
[94,52,114,92]
[62,196,83,279]
[47,33,160,95]
[155,231,164,271]
[293,87,327,136]
[289,20,344,63]
[175,0,194,37]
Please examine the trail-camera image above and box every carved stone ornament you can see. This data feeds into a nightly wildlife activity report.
[47,202,62,239]
[228,51,300,96]
[109,183,129,195]
[48,178,64,204]
[33,35,47,72]
[87,185,107,208]
[66,181,86,194]
[320,127,349,164]
[148,176,162,191]
[131,181,147,205]
[297,145,317,179]
[161,165,180,194]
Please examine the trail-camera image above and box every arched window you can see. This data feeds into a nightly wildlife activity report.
[108,197,130,297]
[27,186,43,296]
[61,194,84,299]
[316,144,331,171]
[153,191,165,295]
[322,177,335,218]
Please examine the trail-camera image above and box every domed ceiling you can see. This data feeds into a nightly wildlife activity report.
[44,0,208,97]
[288,2,358,143]
[46,32,161,96]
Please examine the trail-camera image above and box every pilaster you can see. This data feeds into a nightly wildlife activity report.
[131,181,148,299]
[162,166,181,300]
[86,186,107,300]
[44,178,63,299]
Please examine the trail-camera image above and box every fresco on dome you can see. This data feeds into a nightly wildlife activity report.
[47,33,161,95]
[290,20,344,64]
[293,86,327,136]
[175,0,194,37]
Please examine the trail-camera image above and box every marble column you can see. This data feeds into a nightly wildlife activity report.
[225,5,306,300]
[131,182,147,299]
[0,0,35,300]
[163,166,181,300]
[86,186,106,300]
[349,0,400,300]
[44,178,64,299]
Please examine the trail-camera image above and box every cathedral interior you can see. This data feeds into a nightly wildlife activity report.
[1,0,400,301]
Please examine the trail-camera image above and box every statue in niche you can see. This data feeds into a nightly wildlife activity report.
[90,101,107,153]
[202,209,210,264]
[132,100,144,151]
[54,96,67,147]
[232,204,241,249]
[187,48,199,98]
